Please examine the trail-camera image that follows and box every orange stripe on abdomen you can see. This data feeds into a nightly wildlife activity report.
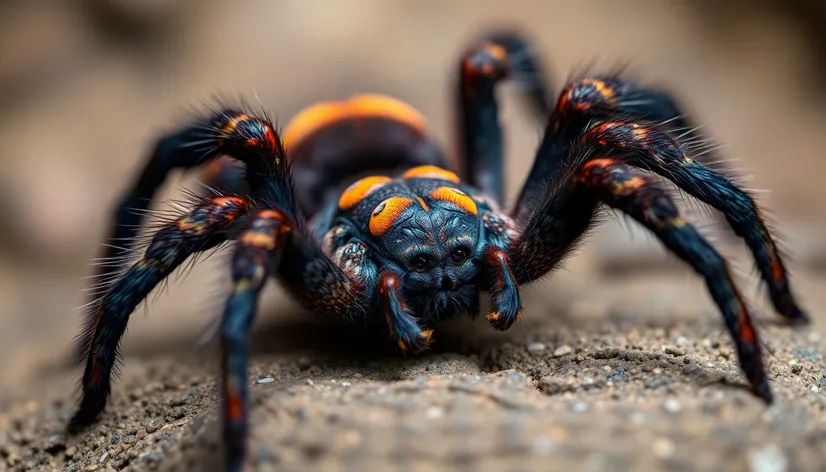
[283,94,429,150]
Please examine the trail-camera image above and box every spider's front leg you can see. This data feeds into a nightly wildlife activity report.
[456,30,553,205]
[513,74,726,223]
[69,195,252,431]
[221,215,441,470]
[509,159,772,401]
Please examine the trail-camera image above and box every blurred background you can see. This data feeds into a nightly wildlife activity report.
[1,0,825,389]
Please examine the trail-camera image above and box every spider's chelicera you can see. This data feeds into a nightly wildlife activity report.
[67,31,808,472]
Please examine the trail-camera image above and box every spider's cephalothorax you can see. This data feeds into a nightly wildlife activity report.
[67,31,808,472]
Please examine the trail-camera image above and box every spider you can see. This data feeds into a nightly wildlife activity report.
[67,31,807,471]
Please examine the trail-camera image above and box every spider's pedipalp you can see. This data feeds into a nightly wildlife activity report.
[578,120,807,322]
[576,158,770,400]
[221,209,290,472]
[379,270,433,352]
[69,195,252,432]
[481,246,522,330]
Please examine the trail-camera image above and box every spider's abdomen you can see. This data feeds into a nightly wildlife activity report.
[282,94,447,218]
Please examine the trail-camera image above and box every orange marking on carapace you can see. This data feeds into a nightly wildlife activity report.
[283,94,428,150]
[429,187,478,215]
[416,197,430,212]
[369,197,413,236]
[222,114,250,135]
[402,165,461,184]
[338,176,392,210]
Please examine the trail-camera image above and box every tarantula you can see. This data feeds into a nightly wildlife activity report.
[67,31,807,471]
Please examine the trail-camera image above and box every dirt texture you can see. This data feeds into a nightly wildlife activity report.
[1,2,826,472]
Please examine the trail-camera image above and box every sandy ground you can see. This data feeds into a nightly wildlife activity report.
[2,273,826,472]
[1,1,826,471]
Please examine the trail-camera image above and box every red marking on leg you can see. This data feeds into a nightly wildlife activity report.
[379,271,401,294]
[226,387,243,423]
[770,253,785,285]
[738,306,757,345]
[588,122,621,137]
[484,247,509,292]
[222,114,250,135]
[581,158,616,172]
[262,124,280,153]
[257,209,286,222]
[89,358,101,386]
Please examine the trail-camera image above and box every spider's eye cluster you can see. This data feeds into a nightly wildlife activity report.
[409,254,433,272]
[450,246,471,264]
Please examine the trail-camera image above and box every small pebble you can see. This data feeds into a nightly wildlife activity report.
[305,379,314,386]
[527,342,547,353]
[602,365,613,373]
[652,437,675,458]
[747,444,788,472]
[663,346,685,356]
[675,336,688,344]
[663,398,682,413]
[256,377,274,384]
[553,345,573,357]
[99,451,109,463]
[425,406,444,420]
[811,386,820,393]
[570,402,588,413]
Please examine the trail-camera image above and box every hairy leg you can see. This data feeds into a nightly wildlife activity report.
[69,195,251,431]
[92,106,288,285]
[456,31,553,205]
[221,209,289,472]
[513,75,720,223]
[575,120,806,322]
[577,158,770,400]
